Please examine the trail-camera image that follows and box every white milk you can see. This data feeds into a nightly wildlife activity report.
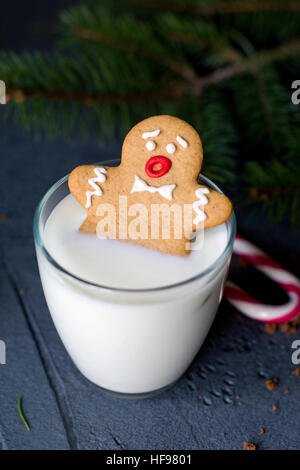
[45,195,228,289]
[36,193,232,396]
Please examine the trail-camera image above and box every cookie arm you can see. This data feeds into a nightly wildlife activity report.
[191,185,232,230]
[68,165,107,209]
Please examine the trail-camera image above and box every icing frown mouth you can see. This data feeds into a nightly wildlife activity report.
[145,155,172,178]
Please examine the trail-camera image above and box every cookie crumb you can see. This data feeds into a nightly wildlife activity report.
[280,321,299,336]
[259,428,265,435]
[266,377,278,390]
[265,317,300,337]
[284,388,289,394]
[280,323,289,332]
[272,404,278,412]
[19,289,25,296]
[265,323,277,334]
[221,432,226,437]
[0,214,8,222]
[243,442,256,450]
[293,317,300,327]
[292,367,300,376]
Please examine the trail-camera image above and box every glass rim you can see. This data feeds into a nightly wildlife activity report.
[33,159,236,294]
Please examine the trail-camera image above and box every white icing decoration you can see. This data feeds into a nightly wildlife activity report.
[146,140,156,151]
[166,143,176,154]
[193,188,209,225]
[142,129,160,139]
[85,167,107,208]
[130,175,176,201]
[176,135,188,148]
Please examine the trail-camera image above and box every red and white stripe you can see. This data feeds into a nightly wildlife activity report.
[224,235,300,323]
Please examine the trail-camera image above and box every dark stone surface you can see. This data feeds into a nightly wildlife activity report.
[0,120,300,450]
[1,0,300,452]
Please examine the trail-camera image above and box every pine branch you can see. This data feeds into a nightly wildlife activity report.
[59,5,198,82]
[2,0,300,225]
[3,38,300,107]
[58,4,300,96]
[245,160,300,225]
[156,13,243,64]
[6,86,183,104]
[71,26,197,83]
[195,1,300,15]
[230,65,297,166]
[198,89,237,184]
[252,69,274,137]
[131,0,300,16]
[191,38,300,94]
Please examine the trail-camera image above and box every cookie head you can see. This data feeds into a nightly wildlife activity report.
[121,115,203,186]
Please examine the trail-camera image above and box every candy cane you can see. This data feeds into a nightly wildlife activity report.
[224,235,300,323]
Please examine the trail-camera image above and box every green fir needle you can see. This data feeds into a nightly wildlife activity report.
[17,397,30,431]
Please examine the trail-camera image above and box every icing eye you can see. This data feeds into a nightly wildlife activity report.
[146,140,156,151]
[166,143,176,154]
[176,135,188,148]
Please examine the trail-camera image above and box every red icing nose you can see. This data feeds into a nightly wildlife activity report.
[145,156,172,178]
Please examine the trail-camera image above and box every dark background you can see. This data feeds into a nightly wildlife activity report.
[0,0,299,450]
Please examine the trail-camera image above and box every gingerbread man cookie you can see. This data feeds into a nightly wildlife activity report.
[69,115,232,256]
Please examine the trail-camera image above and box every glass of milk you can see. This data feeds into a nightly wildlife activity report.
[34,160,236,398]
